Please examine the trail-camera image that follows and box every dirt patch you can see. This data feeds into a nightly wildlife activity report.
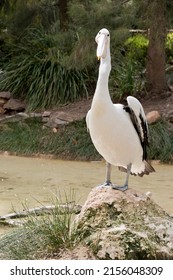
[50,97,92,121]
[50,93,173,122]
[141,93,173,116]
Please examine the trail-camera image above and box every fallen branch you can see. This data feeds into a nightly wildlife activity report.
[129,29,173,35]
[129,29,148,34]
[166,65,173,72]
[0,203,82,222]
[0,219,25,227]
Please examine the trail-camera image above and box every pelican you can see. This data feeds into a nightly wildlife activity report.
[86,28,155,191]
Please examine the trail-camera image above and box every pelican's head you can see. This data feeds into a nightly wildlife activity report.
[95,28,110,60]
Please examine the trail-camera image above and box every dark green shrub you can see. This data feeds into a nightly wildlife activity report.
[110,57,145,99]
[0,29,89,110]
[148,121,173,163]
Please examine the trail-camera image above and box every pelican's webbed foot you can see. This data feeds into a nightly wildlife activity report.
[112,184,128,192]
[96,180,112,189]
[111,163,131,192]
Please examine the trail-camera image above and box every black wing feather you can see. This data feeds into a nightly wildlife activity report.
[121,101,155,176]
[123,105,148,160]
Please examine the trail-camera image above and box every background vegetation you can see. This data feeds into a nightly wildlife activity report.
[0,0,173,163]
[0,118,102,160]
[0,118,172,163]
[0,0,173,109]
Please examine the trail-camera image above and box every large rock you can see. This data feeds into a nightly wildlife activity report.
[44,111,74,128]
[3,98,26,111]
[75,187,173,260]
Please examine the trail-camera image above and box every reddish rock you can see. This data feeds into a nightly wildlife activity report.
[146,110,161,124]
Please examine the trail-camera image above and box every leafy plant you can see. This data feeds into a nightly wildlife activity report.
[125,34,149,65]
[166,32,173,62]
[125,32,173,65]
[0,28,89,110]
[148,121,173,163]
[110,57,145,99]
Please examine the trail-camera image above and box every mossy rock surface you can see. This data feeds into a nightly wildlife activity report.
[75,187,173,259]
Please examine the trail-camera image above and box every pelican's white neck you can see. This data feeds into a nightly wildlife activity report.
[94,45,112,104]
[98,48,111,81]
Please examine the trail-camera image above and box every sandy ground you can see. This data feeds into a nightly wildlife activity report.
[0,155,173,217]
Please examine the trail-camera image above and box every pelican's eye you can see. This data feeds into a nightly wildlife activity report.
[107,34,110,37]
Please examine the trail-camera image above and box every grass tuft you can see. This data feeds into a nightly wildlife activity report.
[148,120,173,163]
[0,118,100,160]
[0,193,78,260]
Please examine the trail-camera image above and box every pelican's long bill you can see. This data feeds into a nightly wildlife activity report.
[96,33,107,60]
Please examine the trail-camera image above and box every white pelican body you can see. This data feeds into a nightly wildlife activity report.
[88,102,144,174]
[86,28,155,190]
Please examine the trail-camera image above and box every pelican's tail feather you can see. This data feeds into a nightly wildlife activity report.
[118,160,155,177]
[143,160,155,175]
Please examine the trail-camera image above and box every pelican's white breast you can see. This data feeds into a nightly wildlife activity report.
[88,102,143,168]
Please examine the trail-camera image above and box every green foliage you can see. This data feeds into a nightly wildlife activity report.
[0,29,89,110]
[1,0,173,108]
[0,118,100,161]
[165,33,173,85]
[114,32,173,98]
[0,1,59,36]
[148,121,173,163]
[0,227,45,259]
[166,33,173,61]
[125,32,173,64]
[166,33,173,49]
[0,118,172,163]
[0,194,78,259]
[125,34,149,65]
[111,57,145,99]
[108,34,149,99]
[69,0,125,34]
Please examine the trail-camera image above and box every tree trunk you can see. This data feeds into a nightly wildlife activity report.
[146,0,168,95]
[58,0,68,32]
